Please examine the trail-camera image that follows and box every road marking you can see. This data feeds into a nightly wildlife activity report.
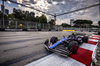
[89,37,99,40]
[89,37,99,39]
[88,39,98,42]
[80,43,96,51]
[92,35,100,38]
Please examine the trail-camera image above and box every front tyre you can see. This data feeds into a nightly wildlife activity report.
[68,41,79,54]
[50,36,58,44]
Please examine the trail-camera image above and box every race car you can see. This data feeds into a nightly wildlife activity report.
[44,33,88,57]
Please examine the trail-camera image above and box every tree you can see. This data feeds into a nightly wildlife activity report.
[35,16,40,22]
[29,12,35,21]
[8,14,15,21]
[0,13,8,20]
[24,11,29,21]
[48,19,55,29]
[91,25,98,28]
[98,21,100,27]
[61,23,71,27]
[73,19,93,27]
[8,14,16,28]
[39,15,47,23]
[13,9,35,21]
[13,9,22,20]
[49,19,55,25]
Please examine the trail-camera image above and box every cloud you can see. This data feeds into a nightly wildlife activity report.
[61,1,66,4]
[7,1,11,4]
[4,0,100,25]
[68,6,99,25]
[47,0,52,4]
[16,0,23,3]
[52,1,58,5]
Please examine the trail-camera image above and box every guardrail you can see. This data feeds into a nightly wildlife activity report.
[5,29,23,31]
[0,29,59,31]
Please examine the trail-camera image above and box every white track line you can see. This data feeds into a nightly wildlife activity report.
[80,43,96,51]
[89,37,99,39]
[88,39,98,42]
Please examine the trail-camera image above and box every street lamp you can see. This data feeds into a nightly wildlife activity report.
[54,14,56,30]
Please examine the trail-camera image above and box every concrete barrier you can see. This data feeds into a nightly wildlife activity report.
[5,29,23,31]
[27,29,38,31]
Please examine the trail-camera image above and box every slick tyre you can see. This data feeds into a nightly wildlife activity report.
[50,37,58,44]
[82,36,88,43]
[68,41,79,54]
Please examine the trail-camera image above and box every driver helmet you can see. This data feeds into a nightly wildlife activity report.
[72,32,76,36]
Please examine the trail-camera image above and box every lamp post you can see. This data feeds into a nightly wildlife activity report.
[54,14,56,30]
[99,0,100,17]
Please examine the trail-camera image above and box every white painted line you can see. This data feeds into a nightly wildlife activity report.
[80,43,96,51]
[88,39,98,42]
[26,53,85,66]
[89,37,99,39]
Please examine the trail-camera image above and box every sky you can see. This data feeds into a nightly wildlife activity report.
[0,0,100,25]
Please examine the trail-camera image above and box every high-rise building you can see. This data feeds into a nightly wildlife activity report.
[1,5,9,15]
[5,9,9,15]
[70,19,74,26]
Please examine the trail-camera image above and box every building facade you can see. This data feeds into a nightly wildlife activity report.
[5,9,9,15]
[70,19,74,26]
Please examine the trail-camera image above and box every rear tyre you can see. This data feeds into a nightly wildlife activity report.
[50,36,58,44]
[82,36,88,43]
[68,41,79,54]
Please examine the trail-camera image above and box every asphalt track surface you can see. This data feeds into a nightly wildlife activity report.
[0,31,70,66]
[0,31,94,66]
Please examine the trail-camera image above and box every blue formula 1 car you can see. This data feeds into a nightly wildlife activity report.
[44,33,88,56]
